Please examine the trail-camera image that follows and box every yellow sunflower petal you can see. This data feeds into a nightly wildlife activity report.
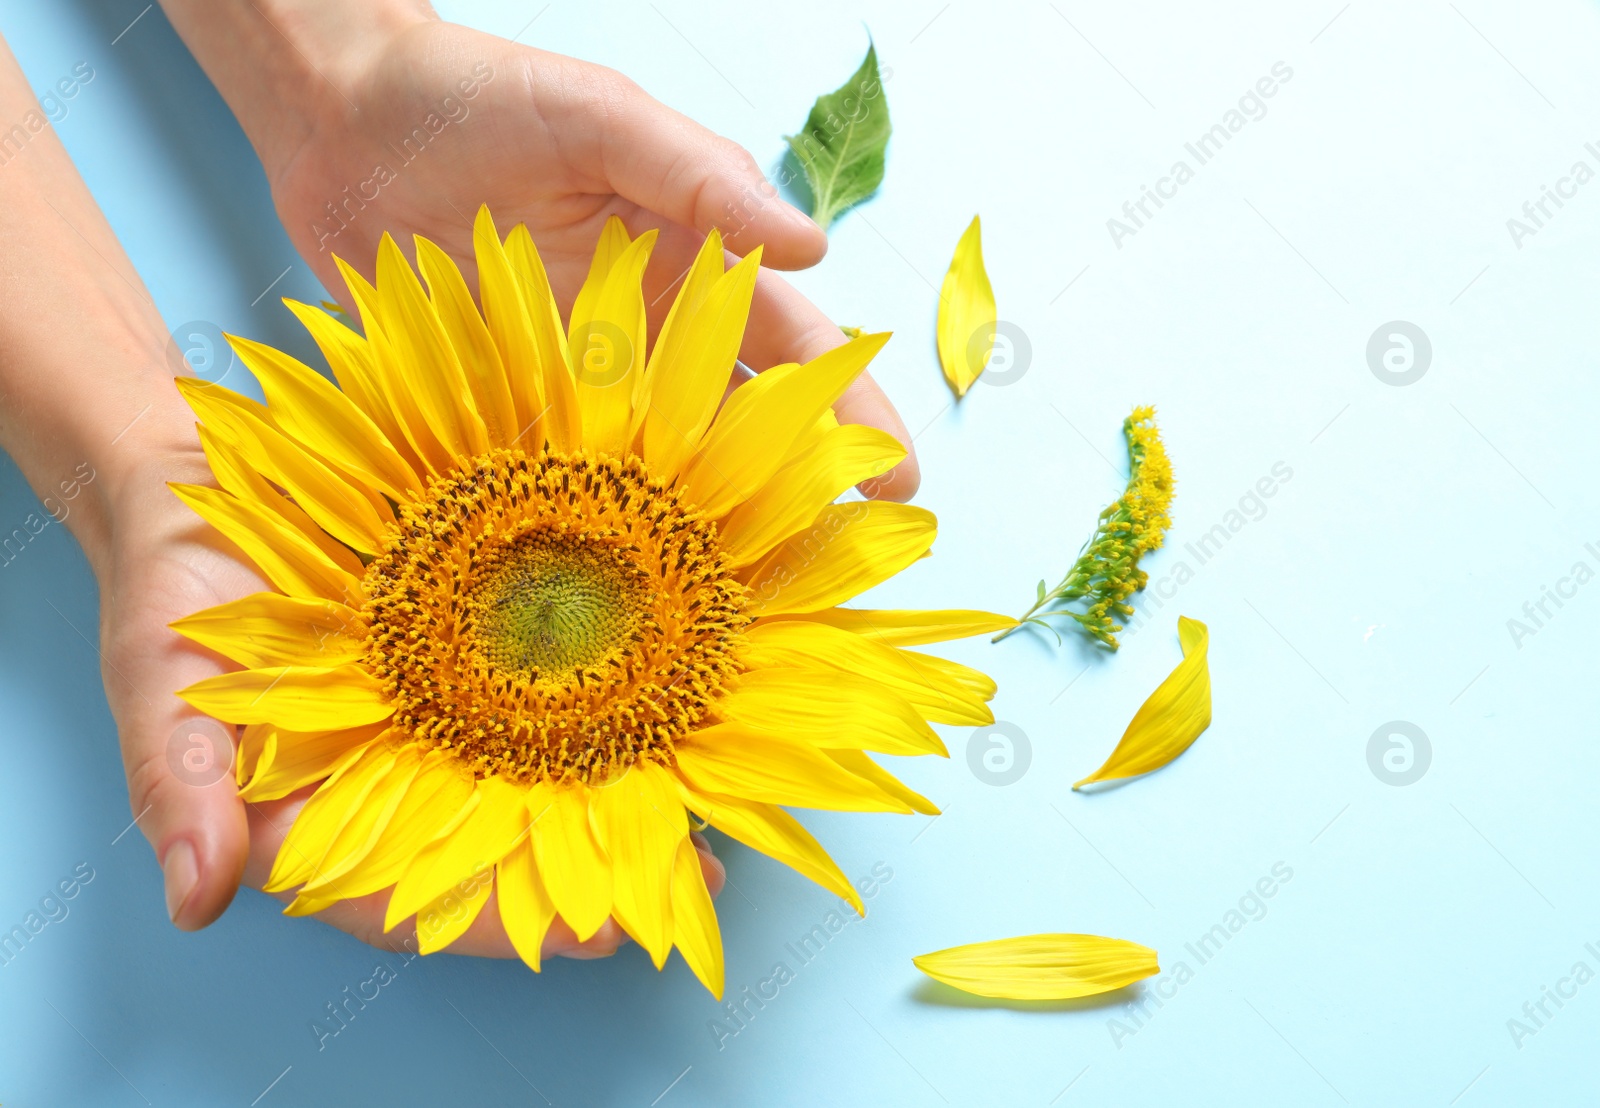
[374,233,489,461]
[334,254,456,477]
[170,483,361,604]
[532,784,612,942]
[504,221,581,451]
[913,934,1159,1000]
[680,332,891,518]
[238,723,387,802]
[675,724,915,813]
[170,592,364,669]
[298,749,475,898]
[1075,616,1211,789]
[675,782,863,915]
[414,867,494,955]
[591,763,684,968]
[571,231,656,454]
[742,621,993,727]
[498,835,558,972]
[825,749,939,815]
[192,425,367,576]
[741,502,937,618]
[178,380,384,561]
[282,746,426,908]
[265,742,404,891]
[779,408,840,472]
[899,649,997,704]
[285,297,421,477]
[718,424,906,567]
[936,215,995,398]
[568,214,632,334]
[632,229,728,433]
[717,669,946,757]
[776,607,1018,646]
[670,835,723,999]
[413,235,519,451]
[471,208,548,450]
[639,242,762,477]
[177,664,391,731]
[227,331,421,501]
[385,775,532,930]
[236,722,271,787]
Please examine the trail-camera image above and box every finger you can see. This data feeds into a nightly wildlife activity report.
[738,269,920,500]
[107,575,250,931]
[595,76,827,270]
[691,832,726,897]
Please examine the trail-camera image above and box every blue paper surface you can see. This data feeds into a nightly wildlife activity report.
[0,1,1594,1103]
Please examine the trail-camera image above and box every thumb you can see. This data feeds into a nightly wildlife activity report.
[104,582,249,930]
[596,78,827,269]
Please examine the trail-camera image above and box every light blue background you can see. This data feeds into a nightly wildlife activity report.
[0,0,1594,1103]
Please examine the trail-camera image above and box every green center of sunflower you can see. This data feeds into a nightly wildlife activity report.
[466,534,645,676]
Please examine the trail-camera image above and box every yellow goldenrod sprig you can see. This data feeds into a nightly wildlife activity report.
[994,406,1174,650]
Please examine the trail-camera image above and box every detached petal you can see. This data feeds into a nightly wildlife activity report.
[914,933,1158,1000]
[1075,616,1211,789]
[936,215,996,398]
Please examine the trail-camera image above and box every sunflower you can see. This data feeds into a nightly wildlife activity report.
[170,207,1010,996]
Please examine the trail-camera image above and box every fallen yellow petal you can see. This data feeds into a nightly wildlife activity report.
[914,933,1158,1000]
[935,215,996,398]
[1075,616,1211,789]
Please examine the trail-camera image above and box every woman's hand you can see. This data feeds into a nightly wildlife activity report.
[158,0,920,498]
[0,20,711,958]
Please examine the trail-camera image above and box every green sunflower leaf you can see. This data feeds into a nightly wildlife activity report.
[784,43,891,229]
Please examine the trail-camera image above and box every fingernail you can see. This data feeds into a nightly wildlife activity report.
[163,840,198,925]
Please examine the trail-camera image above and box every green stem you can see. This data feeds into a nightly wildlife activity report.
[991,573,1089,642]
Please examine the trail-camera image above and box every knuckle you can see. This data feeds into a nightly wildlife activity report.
[123,743,176,832]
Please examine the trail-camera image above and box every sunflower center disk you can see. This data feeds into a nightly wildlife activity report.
[469,537,642,676]
[361,449,749,786]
